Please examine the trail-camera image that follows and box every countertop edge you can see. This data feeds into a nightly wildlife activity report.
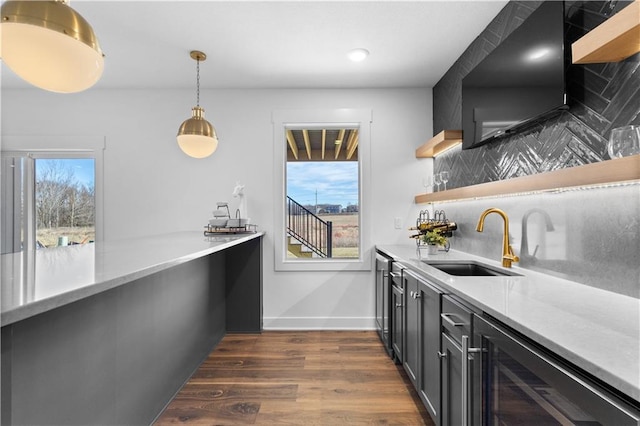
[1,232,265,327]
[376,244,640,404]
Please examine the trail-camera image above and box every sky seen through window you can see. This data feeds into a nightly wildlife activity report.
[286,162,358,208]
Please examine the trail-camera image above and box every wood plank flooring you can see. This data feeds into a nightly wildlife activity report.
[155,331,433,425]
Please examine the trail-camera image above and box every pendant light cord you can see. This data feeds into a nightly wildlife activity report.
[196,58,201,107]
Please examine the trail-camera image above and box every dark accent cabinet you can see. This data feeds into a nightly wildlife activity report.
[419,276,442,422]
[375,252,393,357]
[440,295,477,426]
[403,268,443,424]
[390,262,404,364]
[403,270,419,386]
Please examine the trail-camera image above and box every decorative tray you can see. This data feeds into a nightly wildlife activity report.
[203,224,258,235]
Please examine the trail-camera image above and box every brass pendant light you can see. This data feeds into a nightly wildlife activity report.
[177,50,218,159]
[1,0,104,93]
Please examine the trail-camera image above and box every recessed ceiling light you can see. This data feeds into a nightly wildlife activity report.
[348,48,369,62]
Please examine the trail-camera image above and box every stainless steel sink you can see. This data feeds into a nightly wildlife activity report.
[422,261,521,277]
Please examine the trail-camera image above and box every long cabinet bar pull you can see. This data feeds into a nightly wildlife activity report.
[461,335,470,426]
[441,313,464,327]
[389,271,401,278]
[461,335,482,426]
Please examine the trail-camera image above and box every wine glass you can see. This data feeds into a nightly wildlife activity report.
[608,125,640,159]
[440,171,450,191]
[433,173,442,192]
[422,175,434,193]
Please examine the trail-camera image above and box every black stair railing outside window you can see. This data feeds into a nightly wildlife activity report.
[286,196,332,258]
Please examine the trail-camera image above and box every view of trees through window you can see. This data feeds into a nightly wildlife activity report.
[35,159,95,248]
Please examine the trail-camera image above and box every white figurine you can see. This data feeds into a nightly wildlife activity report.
[232,182,248,220]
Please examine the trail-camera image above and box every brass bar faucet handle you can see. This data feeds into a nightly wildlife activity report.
[476,208,520,268]
[504,245,520,266]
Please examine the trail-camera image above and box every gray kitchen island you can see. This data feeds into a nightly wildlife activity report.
[1,231,263,425]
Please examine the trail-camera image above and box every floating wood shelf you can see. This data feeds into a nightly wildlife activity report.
[415,130,463,158]
[415,155,640,204]
[572,0,640,64]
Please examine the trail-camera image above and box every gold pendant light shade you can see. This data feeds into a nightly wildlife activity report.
[1,0,104,93]
[177,107,219,159]
[177,50,218,159]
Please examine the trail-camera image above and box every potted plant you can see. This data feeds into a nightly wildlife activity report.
[421,230,448,254]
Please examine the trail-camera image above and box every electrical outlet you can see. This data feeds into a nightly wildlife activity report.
[394,217,402,229]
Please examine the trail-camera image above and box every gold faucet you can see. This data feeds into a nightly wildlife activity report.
[476,208,520,268]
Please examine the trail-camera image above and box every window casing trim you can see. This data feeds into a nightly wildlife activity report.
[272,109,372,272]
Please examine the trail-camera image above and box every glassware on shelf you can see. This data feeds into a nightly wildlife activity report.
[422,175,434,193]
[608,125,640,159]
[434,173,442,192]
[440,171,450,191]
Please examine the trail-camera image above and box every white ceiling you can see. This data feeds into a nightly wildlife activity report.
[1,0,509,90]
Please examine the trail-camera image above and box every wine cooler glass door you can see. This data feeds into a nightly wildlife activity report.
[474,316,640,425]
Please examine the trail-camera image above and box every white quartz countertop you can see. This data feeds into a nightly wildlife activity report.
[376,244,640,404]
[1,231,264,327]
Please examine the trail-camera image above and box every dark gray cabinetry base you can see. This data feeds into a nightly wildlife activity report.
[1,237,263,425]
[418,280,442,424]
[440,295,474,426]
[375,252,392,356]
[226,237,263,332]
[403,269,442,425]
[391,283,404,363]
[441,333,463,426]
[390,262,405,364]
[403,271,419,387]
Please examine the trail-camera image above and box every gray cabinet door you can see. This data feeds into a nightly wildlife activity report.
[404,269,442,420]
[441,333,463,426]
[391,284,404,363]
[375,254,391,351]
[375,257,384,334]
[419,282,442,423]
[403,273,419,387]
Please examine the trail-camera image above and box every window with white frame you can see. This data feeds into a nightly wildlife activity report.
[1,136,104,255]
[273,109,372,272]
[1,153,97,253]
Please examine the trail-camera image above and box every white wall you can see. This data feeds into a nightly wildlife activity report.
[2,87,432,329]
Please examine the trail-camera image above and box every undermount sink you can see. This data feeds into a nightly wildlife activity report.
[422,261,521,277]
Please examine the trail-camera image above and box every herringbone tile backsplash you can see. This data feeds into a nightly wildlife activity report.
[433,0,640,187]
[429,1,639,297]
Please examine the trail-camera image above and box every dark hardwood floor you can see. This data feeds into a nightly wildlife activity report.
[155,330,434,425]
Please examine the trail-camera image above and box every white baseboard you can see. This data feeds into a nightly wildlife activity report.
[263,316,376,330]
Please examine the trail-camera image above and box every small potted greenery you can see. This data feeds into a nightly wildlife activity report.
[421,230,448,255]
